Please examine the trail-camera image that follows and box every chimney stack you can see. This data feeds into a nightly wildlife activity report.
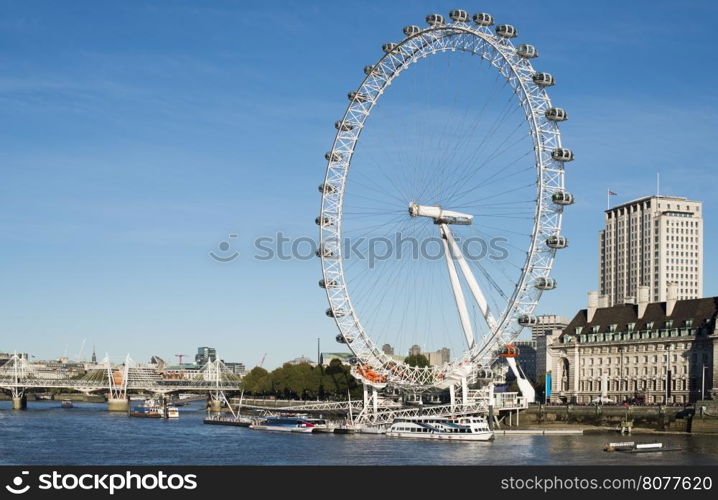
[638,285,650,318]
[666,282,678,316]
[598,294,609,308]
[587,291,598,322]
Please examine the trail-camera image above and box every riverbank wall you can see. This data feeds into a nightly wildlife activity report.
[516,403,718,434]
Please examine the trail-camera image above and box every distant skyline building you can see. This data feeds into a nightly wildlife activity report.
[224,362,246,376]
[195,346,217,366]
[427,348,450,367]
[599,195,703,306]
[408,345,422,357]
[531,315,569,342]
[382,344,394,356]
[286,355,315,366]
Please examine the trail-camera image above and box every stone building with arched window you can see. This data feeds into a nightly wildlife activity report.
[547,285,717,404]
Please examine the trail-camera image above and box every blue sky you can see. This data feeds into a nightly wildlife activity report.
[1,1,717,368]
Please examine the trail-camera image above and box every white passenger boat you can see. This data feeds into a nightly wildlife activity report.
[250,417,319,433]
[386,416,494,441]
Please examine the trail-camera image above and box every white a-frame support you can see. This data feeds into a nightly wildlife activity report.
[439,223,498,350]
[411,204,500,407]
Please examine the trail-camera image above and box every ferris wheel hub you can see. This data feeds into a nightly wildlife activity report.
[408,202,473,225]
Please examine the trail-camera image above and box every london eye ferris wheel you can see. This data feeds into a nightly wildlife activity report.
[318,10,574,392]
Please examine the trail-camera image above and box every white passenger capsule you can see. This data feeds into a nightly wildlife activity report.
[472,12,493,26]
[552,190,574,205]
[316,245,336,258]
[534,277,557,290]
[319,278,338,289]
[516,44,538,58]
[364,65,381,76]
[335,333,348,344]
[496,24,518,38]
[326,308,346,318]
[532,72,555,87]
[335,120,355,131]
[348,91,368,103]
[551,148,574,162]
[545,107,568,122]
[546,235,568,249]
[318,183,337,194]
[449,9,468,22]
[426,13,445,25]
[382,42,398,54]
[315,215,333,227]
[403,25,421,36]
[518,314,539,326]
[324,151,342,162]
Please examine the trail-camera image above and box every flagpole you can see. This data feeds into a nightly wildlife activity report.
[607,189,609,210]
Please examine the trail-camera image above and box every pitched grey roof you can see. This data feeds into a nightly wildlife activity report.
[560,297,718,339]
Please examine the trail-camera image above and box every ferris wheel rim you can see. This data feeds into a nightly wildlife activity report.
[318,17,569,390]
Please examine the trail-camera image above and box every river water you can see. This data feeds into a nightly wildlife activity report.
[1,401,717,465]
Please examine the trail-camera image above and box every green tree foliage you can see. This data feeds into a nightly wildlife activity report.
[241,360,362,400]
[240,366,271,395]
[404,354,430,368]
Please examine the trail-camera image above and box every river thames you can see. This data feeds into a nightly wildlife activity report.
[1,401,717,465]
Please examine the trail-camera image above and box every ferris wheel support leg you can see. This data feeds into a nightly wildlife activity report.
[363,383,368,409]
[440,227,474,349]
[461,377,469,407]
[449,385,456,413]
[442,224,498,333]
[372,386,378,417]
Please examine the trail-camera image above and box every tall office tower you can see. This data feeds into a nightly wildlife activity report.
[530,315,569,342]
[195,346,217,366]
[599,195,703,306]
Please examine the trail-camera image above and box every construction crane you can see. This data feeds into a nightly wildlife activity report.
[257,353,267,368]
[175,354,188,366]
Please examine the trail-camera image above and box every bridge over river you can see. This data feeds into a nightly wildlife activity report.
[0,353,242,411]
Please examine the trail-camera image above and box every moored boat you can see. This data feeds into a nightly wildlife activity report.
[130,400,163,418]
[250,417,318,433]
[386,416,494,441]
[204,414,255,427]
[605,441,678,453]
[60,399,73,409]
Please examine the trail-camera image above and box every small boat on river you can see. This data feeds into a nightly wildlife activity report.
[250,417,322,433]
[604,441,679,453]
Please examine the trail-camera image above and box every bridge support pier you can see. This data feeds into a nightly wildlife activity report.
[12,395,27,410]
[207,394,222,412]
[107,398,129,412]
